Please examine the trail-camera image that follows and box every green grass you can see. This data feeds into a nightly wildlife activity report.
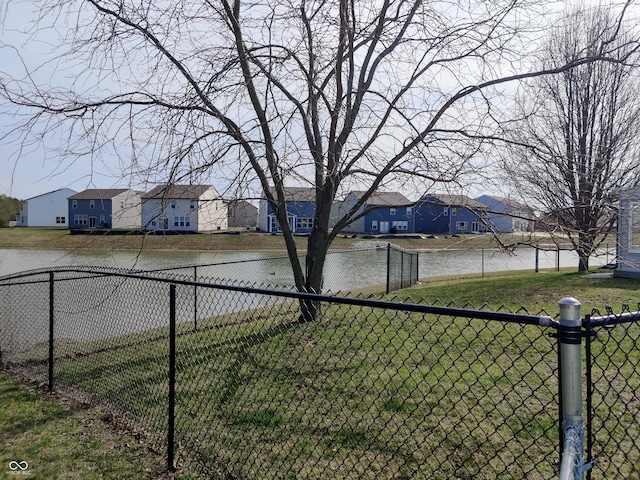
[0,227,606,253]
[3,270,639,478]
[402,270,640,315]
[0,372,190,479]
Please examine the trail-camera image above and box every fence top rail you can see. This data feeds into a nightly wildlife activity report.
[586,311,640,327]
[0,266,556,328]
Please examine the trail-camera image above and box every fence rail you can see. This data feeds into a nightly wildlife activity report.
[0,267,639,479]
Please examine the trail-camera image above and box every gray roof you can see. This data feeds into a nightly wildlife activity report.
[422,194,486,210]
[267,186,316,202]
[349,191,411,207]
[142,185,213,199]
[68,189,131,200]
[25,188,77,201]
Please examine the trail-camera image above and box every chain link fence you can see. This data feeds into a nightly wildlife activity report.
[137,245,418,294]
[0,267,638,479]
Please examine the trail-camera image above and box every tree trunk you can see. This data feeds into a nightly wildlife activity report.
[578,251,590,272]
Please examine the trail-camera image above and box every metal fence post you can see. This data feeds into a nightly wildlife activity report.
[193,265,198,331]
[48,271,54,392]
[558,297,591,480]
[168,284,176,472]
[386,243,391,294]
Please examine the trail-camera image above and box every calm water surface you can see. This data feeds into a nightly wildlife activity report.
[0,246,609,291]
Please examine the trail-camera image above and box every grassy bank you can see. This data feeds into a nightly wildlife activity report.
[403,269,640,315]
[0,372,191,479]
[0,227,589,253]
[3,271,638,478]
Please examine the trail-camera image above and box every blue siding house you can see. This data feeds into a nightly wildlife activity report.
[68,189,141,229]
[415,194,486,234]
[476,195,533,233]
[339,191,414,234]
[258,187,316,233]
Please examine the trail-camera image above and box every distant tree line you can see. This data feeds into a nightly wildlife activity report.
[0,195,19,227]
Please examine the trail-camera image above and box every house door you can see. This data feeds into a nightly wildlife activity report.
[472,222,481,233]
[89,217,97,228]
[380,221,390,233]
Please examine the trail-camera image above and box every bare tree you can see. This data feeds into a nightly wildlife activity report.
[1,0,637,309]
[504,6,640,271]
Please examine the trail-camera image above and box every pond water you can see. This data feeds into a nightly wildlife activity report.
[0,246,611,292]
[0,246,611,349]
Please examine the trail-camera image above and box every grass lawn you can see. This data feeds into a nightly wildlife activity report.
[0,372,196,479]
[0,227,605,253]
[2,270,639,478]
[403,269,640,315]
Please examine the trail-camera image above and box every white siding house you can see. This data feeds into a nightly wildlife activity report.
[616,188,640,278]
[141,185,227,232]
[18,188,77,227]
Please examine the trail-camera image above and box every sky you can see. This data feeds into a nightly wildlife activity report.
[0,0,637,201]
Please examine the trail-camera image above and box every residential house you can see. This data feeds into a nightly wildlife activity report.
[141,184,227,232]
[339,191,414,234]
[68,189,141,229]
[415,194,486,234]
[476,195,534,233]
[258,187,316,233]
[17,188,77,227]
[615,187,640,278]
[227,200,258,228]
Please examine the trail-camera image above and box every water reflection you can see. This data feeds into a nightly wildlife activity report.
[0,246,609,291]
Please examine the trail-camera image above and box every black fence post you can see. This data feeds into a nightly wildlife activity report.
[193,265,198,331]
[168,284,176,472]
[48,271,54,392]
[535,247,540,273]
[386,243,391,294]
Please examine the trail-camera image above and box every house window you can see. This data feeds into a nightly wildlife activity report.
[89,200,95,209]
[390,208,396,216]
[170,201,176,209]
[296,217,314,229]
[72,200,78,209]
[185,216,191,227]
[443,208,448,216]
[74,214,88,226]
[56,216,65,224]
[371,220,378,231]
[406,207,412,215]
[190,200,196,209]
[456,221,468,231]
[451,208,457,216]
[392,221,408,231]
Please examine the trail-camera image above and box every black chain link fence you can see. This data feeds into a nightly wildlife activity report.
[0,267,638,479]
[137,245,417,293]
[585,307,640,479]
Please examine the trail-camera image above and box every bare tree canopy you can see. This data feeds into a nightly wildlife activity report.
[1,0,638,301]
[503,5,640,271]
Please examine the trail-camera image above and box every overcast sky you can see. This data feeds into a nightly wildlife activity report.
[1,0,636,201]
